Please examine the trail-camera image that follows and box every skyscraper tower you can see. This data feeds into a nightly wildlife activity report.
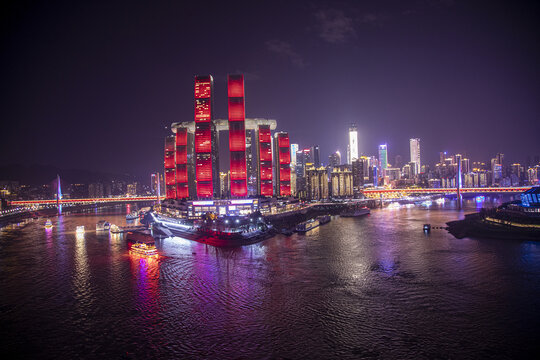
[378,144,388,170]
[164,135,176,199]
[274,132,291,196]
[228,74,248,197]
[194,75,218,198]
[175,127,189,198]
[311,145,321,167]
[409,138,421,175]
[256,125,273,196]
[348,123,358,164]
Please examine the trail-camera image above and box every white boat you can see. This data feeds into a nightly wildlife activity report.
[96,220,111,231]
[76,225,85,233]
[44,219,53,229]
[110,224,122,233]
[296,218,320,232]
[126,211,138,220]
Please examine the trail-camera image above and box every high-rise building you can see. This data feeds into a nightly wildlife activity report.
[352,158,364,191]
[274,132,291,196]
[164,135,176,199]
[175,127,189,198]
[409,138,421,175]
[290,143,299,167]
[348,123,358,164]
[194,75,218,198]
[219,171,230,198]
[331,165,353,197]
[256,125,273,196]
[245,129,257,196]
[378,144,388,170]
[328,151,341,168]
[306,165,328,200]
[228,74,247,197]
[311,145,321,167]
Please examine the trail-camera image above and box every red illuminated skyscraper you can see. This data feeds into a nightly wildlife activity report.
[273,132,291,196]
[256,125,273,196]
[164,135,176,199]
[175,127,189,198]
[194,75,219,198]
[228,74,247,197]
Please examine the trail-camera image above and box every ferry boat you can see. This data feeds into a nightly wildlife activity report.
[76,225,85,233]
[96,220,111,231]
[127,231,158,257]
[44,219,53,229]
[316,214,331,225]
[341,207,370,217]
[296,218,320,233]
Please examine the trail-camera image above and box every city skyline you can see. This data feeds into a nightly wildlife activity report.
[1,0,539,178]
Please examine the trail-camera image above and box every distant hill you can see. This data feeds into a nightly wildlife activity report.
[0,164,141,185]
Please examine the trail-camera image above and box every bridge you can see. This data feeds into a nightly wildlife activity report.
[9,196,163,207]
[361,187,531,199]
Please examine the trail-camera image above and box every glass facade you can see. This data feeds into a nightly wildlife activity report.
[228,75,247,197]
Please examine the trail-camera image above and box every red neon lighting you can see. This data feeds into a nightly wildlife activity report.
[279,166,291,182]
[176,184,189,198]
[175,164,188,183]
[228,75,244,97]
[229,122,246,152]
[260,182,273,196]
[195,124,211,153]
[259,163,272,180]
[196,156,212,182]
[164,154,175,169]
[194,76,212,99]
[228,98,245,121]
[230,181,248,197]
[196,182,213,198]
[279,148,291,164]
[165,170,176,186]
[280,183,291,196]
[278,135,290,148]
[175,129,187,146]
[195,98,211,122]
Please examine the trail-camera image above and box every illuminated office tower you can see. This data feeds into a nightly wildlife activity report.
[328,151,341,168]
[164,135,176,199]
[348,123,358,164]
[245,129,256,196]
[228,74,248,197]
[194,75,218,198]
[378,144,388,170]
[256,125,273,196]
[290,143,299,167]
[175,127,189,198]
[409,138,421,175]
[311,145,321,167]
[274,132,291,196]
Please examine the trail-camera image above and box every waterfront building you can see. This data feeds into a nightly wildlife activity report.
[127,182,139,196]
[348,123,358,164]
[175,127,189,198]
[256,125,273,196]
[331,165,353,197]
[378,144,388,170]
[351,158,364,192]
[386,167,401,182]
[529,166,540,185]
[409,138,421,174]
[194,75,219,198]
[273,132,291,196]
[306,165,328,200]
[164,135,176,199]
[88,182,104,198]
[228,74,248,197]
[246,129,257,196]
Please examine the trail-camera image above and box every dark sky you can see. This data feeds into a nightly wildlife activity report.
[1,0,539,178]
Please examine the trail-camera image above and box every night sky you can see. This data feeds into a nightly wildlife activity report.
[1,0,539,178]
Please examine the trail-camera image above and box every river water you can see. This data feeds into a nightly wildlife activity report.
[1,197,539,359]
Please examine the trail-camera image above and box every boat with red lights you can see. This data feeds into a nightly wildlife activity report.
[127,230,158,256]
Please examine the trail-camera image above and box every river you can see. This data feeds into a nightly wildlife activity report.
[1,197,539,359]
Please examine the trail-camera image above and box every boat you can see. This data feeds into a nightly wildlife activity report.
[128,231,158,257]
[96,220,111,231]
[316,215,331,225]
[110,224,122,233]
[341,207,371,217]
[296,218,320,233]
[44,219,53,229]
[126,211,138,220]
[76,225,85,233]
[281,228,294,236]
[151,211,273,247]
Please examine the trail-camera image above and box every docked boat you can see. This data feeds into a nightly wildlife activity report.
[126,211,138,221]
[296,218,320,233]
[96,220,111,231]
[317,215,331,225]
[151,211,273,247]
[110,224,122,233]
[341,207,370,217]
[44,219,53,229]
